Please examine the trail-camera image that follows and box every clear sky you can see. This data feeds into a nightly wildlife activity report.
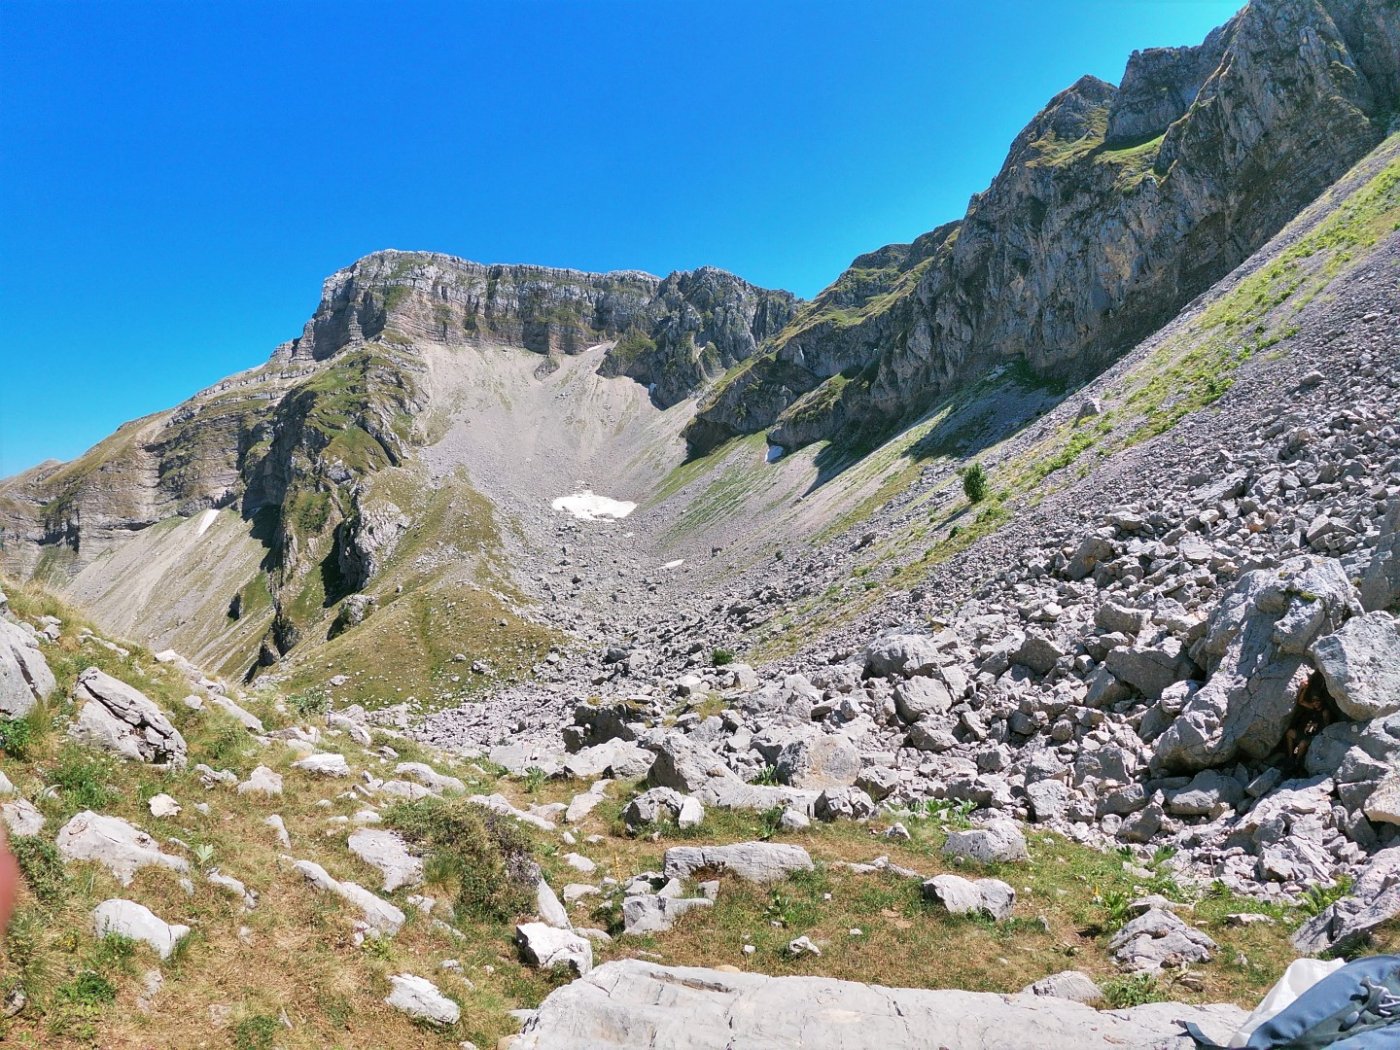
[0,0,1243,478]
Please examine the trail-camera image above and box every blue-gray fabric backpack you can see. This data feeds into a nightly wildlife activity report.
[1186,955,1400,1049]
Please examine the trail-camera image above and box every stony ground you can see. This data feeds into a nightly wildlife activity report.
[7,582,1400,1049]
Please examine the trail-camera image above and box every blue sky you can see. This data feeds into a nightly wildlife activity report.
[0,0,1242,477]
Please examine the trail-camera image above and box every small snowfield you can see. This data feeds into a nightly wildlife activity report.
[552,492,637,521]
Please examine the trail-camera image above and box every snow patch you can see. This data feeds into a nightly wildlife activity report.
[765,444,786,464]
[552,492,637,521]
[663,559,685,569]
[195,509,219,537]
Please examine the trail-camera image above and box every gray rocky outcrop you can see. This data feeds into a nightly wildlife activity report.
[0,618,55,718]
[663,842,813,884]
[1310,612,1400,720]
[1152,556,1356,772]
[347,828,423,892]
[68,667,187,766]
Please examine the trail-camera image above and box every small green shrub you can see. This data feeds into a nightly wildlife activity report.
[11,835,67,904]
[385,796,537,923]
[49,746,119,812]
[287,691,328,718]
[1300,876,1354,917]
[90,934,138,975]
[198,716,253,767]
[749,765,780,786]
[710,649,735,667]
[233,1014,281,1050]
[55,970,116,1007]
[962,462,988,503]
[0,716,35,759]
[521,766,547,795]
[1102,973,1162,1009]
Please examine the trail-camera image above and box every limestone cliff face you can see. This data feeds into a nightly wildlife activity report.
[597,267,800,407]
[277,251,798,406]
[274,251,663,362]
[688,0,1400,454]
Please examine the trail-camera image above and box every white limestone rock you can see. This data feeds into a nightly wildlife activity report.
[92,899,190,959]
[56,811,189,885]
[385,973,459,1026]
[516,921,593,974]
[347,828,423,892]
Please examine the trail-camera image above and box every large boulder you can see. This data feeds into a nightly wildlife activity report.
[92,899,190,959]
[775,730,860,790]
[1360,498,1400,612]
[512,960,1247,1049]
[864,633,945,678]
[663,842,813,884]
[1310,612,1400,720]
[56,811,189,885]
[893,677,954,723]
[516,922,593,974]
[0,618,56,718]
[1104,638,1194,700]
[942,821,1028,864]
[1152,556,1356,772]
[68,667,187,766]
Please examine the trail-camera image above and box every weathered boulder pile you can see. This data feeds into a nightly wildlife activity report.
[416,283,1400,910]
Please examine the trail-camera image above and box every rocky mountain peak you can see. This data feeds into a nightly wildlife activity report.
[685,0,1400,456]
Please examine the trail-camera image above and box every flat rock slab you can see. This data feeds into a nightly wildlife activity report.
[292,858,404,935]
[2,798,45,838]
[292,752,351,777]
[385,973,459,1026]
[469,793,556,831]
[347,828,423,892]
[512,960,1246,1049]
[92,899,190,959]
[207,694,264,733]
[237,765,284,795]
[663,842,813,884]
[394,761,464,794]
[56,810,189,886]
